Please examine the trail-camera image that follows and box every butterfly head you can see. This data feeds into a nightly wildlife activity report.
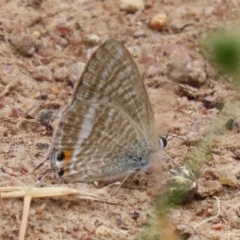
[159,136,167,149]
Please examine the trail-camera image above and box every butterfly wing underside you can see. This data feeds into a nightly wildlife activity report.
[50,39,159,182]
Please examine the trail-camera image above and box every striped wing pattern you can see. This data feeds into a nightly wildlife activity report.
[49,39,160,182]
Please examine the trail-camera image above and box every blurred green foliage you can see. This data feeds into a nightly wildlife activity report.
[206,31,240,75]
[136,29,240,240]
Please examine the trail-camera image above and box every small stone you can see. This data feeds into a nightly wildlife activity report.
[68,62,85,85]
[37,48,54,58]
[202,96,224,110]
[83,34,100,47]
[68,32,82,45]
[219,169,238,187]
[9,34,35,56]
[234,149,240,159]
[196,178,222,197]
[29,208,37,216]
[149,13,167,31]
[54,66,68,81]
[176,224,197,238]
[27,104,42,119]
[127,46,141,58]
[116,218,129,230]
[32,30,41,38]
[232,117,240,133]
[144,0,154,8]
[131,211,140,220]
[82,220,96,232]
[168,167,197,205]
[57,37,68,47]
[34,65,52,81]
[2,144,10,153]
[186,60,206,84]
[165,44,206,86]
[146,65,163,78]
[37,109,58,131]
[211,223,223,231]
[133,29,147,38]
[204,6,215,16]
[11,106,24,118]
[56,23,71,37]
[120,0,144,13]
[95,226,113,238]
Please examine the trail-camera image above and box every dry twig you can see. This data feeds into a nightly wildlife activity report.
[0,80,18,99]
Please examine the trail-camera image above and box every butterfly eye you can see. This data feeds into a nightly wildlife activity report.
[58,169,65,176]
[57,151,65,161]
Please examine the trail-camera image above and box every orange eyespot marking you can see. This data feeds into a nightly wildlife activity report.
[56,151,72,162]
[62,150,71,162]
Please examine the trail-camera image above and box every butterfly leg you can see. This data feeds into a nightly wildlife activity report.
[101,168,141,195]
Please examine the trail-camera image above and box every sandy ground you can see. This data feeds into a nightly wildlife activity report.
[1,0,240,239]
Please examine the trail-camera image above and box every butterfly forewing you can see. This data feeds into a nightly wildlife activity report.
[49,39,160,182]
[72,39,157,146]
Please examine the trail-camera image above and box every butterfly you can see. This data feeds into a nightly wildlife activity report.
[48,38,166,183]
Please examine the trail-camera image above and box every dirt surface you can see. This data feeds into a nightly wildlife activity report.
[1,0,240,239]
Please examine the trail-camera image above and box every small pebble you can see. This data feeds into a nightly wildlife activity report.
[37,109,58,131]
[133,29,147,38]
[83,34,100,47]
[234,149,240,159]
[33,65,52,81]
[68,32,82,45]
[149,13,167,31]
[204,6,215,16]
[196,179,222,197]
[68,62,85,85]
[176,223,197,238]
[9,34,35,56]
[146,65,163,78]
[165,44,206,86]
[131,211,140,220]
[144,0,154,8]
[127,46,141,58]
[212,223,223,231]
[11,106,24,118]
[56,23,71,37]
[29,208,37,216]
[2,144,10,153]
[120,0,144,13]
[232,117,240,133]
[54,66,68,81]
[95,226,112,238]
[168,166,197,204]
[219,169,238,187]
[57,37,68,47]
[38,48,54,58]
[82,220,96,232]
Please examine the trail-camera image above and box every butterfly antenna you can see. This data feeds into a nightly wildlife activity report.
[37,167,54,182]
[165,133,191,160]
[168,133,219,156]
[31,158,49,173]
